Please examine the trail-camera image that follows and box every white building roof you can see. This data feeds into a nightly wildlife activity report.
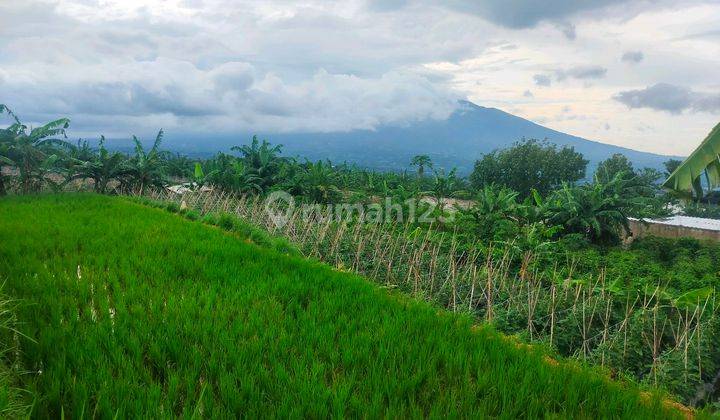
[631,215,720,232]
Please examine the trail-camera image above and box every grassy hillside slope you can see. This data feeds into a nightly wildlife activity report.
[0,194,682,418]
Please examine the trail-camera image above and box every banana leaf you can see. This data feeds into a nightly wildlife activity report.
[663,122,720,198]
[672,286,714,309]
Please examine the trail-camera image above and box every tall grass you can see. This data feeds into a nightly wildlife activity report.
[0,193,684,417]
[0,288,30,419]
[131,189,720,405]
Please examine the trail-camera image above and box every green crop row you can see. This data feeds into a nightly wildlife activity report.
[0,194,684,418]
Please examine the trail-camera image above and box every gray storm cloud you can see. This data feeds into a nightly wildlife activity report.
[440,0,628,28]
[533,74,552,87]
[0,0,716,145]
[614,83,720,114]
[621,51,644,63]
[372,0,692,29]
[0,1,467,135]
[555,65,608,81]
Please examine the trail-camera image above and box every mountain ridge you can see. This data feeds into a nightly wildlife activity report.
[265,100,682,175]
[110,100,683,176]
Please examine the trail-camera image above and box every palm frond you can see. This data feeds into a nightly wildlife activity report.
[30,118,70,140]
[152,129,164,152]
[0,104,21,125]
[663,122,720,198]
[132,135,145,159]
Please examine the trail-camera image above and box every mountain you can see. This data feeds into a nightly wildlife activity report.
[122,100,683,176]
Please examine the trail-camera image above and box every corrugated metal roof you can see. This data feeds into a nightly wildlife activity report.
[630,216,720,232]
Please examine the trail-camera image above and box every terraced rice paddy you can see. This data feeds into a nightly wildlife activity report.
[0,194,685,417]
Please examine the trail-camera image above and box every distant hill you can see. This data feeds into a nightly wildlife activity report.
[113,100,683,177]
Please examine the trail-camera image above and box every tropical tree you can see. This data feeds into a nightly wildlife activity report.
[0,109,13,195]
[162,152,194,179]
[410,155,433,178]
[388,183,418,202]
[204,153,262,194]
[457,184,522,241]
[594,153,634,184]
[0,105,70,194]
[295,160,342,203]
[67,136,128,193]
[231,136,284,190]
[473,184,520,218]
[190,163,209,189]
[424,168,463,214]
[544,173,645,243]
[470,139,587,197]
[226,162,262,194]
[123,130,166,194]
[65,139,97,163]
[663,159,682,178]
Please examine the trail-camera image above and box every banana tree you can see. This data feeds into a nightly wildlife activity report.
[472,184,520,219]
[423,168,465,214]
[204,155,261,194]
[663,122,720,200]
[231,135,284,190]
[545,176,634,243]
[67,136,129,193]
[0,104,70,194]
[124,130,166,194]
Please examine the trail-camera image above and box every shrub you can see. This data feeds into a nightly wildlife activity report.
[272,237,301,257]
[217,213,236,231]
[200,214,218,225]
[184,210,199,221]
[557,233,590,251]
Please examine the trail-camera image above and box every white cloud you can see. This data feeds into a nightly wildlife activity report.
[0,0,718,156]
[0,0,471,136]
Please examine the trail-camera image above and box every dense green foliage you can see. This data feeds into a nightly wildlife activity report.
[0,104,70,195]
[684,201,720,219]
[469,139,588,197]
[0,194,684,418]
[596,153,637,184]
[456,171,666,245]
[664,159,683,178]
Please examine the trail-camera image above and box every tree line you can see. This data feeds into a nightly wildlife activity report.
[1,105,684,244]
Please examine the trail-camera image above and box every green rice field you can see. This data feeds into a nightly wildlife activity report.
[0,194,686,418]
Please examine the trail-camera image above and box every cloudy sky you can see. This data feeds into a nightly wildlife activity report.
[1,0,719,156]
